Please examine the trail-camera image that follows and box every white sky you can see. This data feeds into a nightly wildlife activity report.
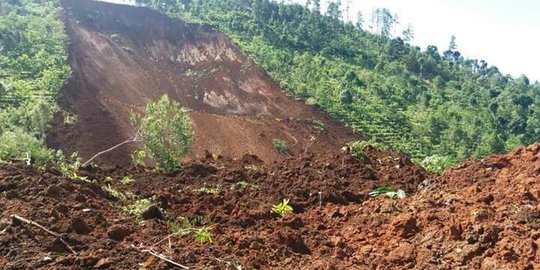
[98,0,540,82]
[315,0,540,82]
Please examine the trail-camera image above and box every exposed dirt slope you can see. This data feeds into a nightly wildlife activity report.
[46,0,359,165]
[1,144,538,269]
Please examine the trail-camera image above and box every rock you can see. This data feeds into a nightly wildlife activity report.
[281,233,311,254]
[449,223,463,240]
[45,185,63,199]
[107,224,131,241]
[71,217,92,235]
[141,204,164,220]
[392,213,419,238]
[387,242,415,263]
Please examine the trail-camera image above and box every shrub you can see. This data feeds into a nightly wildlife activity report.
[420,155,455,173]
[272,139,289,154]
[0,128,51,168]
[132,95,193,171]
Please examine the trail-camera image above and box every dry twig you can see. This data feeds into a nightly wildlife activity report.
[11,214,76,254]
[132,244,189,269]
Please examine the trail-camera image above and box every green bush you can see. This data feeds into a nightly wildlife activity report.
[0,128,51,168]
[132,95,193,171]
[420,155,455,173]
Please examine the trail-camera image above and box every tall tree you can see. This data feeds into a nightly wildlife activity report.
[326,1,342,21]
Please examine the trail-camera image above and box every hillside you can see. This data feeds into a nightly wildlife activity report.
[0,0,538,269]
[45,0,358,165]
[137,0,540,168]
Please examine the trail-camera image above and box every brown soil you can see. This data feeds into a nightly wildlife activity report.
[4,0,536,269]
[1,144,539,269]
[46,0,359,166]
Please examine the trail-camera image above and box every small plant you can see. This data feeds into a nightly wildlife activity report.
[120,175,135,185]
[194,226,213,244]
[231,180,259,190]
[102,184,127,200]
[122,198,153,217]
[104,176,113,182]
[420,155,455,173]
[130,150,147,167]
[272,139,289,154]
[369,187,406,199]
[311,120,326,131]
[62,111,78,126]
[346,139,389,160]
[0,128,52,168]
[271,198,294,217]
[192,185,220,194]
[51,151,86,181]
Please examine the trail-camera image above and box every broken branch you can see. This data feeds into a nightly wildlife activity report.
[11,214,76,254]
[132,244,189,269]
[82,130,141,167]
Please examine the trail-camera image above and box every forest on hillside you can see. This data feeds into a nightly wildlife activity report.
[0,0,70,166]
[136,0,540,170]
[1,0,540,172]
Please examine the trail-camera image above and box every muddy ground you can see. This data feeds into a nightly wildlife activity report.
[1,145,538,269]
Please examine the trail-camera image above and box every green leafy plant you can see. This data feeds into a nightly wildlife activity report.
[420,155,455,173]
[130,150,147,167]
[271,198,294,217]
[272,139,289,154]
[62,111,78,126]
[131,95,193,172]
[120,175,135,185]
[369,187,406,199]
[122,198,153,217]
[0,128,52,168]
[102,184,127,200]
[194,226,213,244]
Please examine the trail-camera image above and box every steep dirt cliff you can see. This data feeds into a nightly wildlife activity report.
[47,0,359,165]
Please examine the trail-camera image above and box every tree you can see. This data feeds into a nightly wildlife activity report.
[132,95,193,171]
[355,11,363,29]
[402,24,414,42]
[340,88,353,105]
[326,1,342,20]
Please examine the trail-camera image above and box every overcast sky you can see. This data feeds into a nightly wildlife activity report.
[98,0,540,82]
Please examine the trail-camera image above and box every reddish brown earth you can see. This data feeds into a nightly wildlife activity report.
[4,0,535,269]
[1,145,539,269]
[46,0,359,166]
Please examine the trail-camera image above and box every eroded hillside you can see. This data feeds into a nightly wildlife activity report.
[47,0,358,165]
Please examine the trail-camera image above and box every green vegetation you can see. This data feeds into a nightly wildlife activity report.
[347,139,390,160]
[272,139,289,154]
[369,187,406,199]
[130,150,147,167]
[122,197,153,217]
[131,95,193,172]
[194,226,213,244]
[271,198,294,217]
[168,217,213,244]
[120,175,135,185]
[102,184,128,200]
[136,0,540,171]
[0,0,70,166]
[192,185,220,194]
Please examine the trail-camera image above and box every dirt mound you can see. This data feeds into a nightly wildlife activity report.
[46,0,358,165]
[1,144,538,269]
